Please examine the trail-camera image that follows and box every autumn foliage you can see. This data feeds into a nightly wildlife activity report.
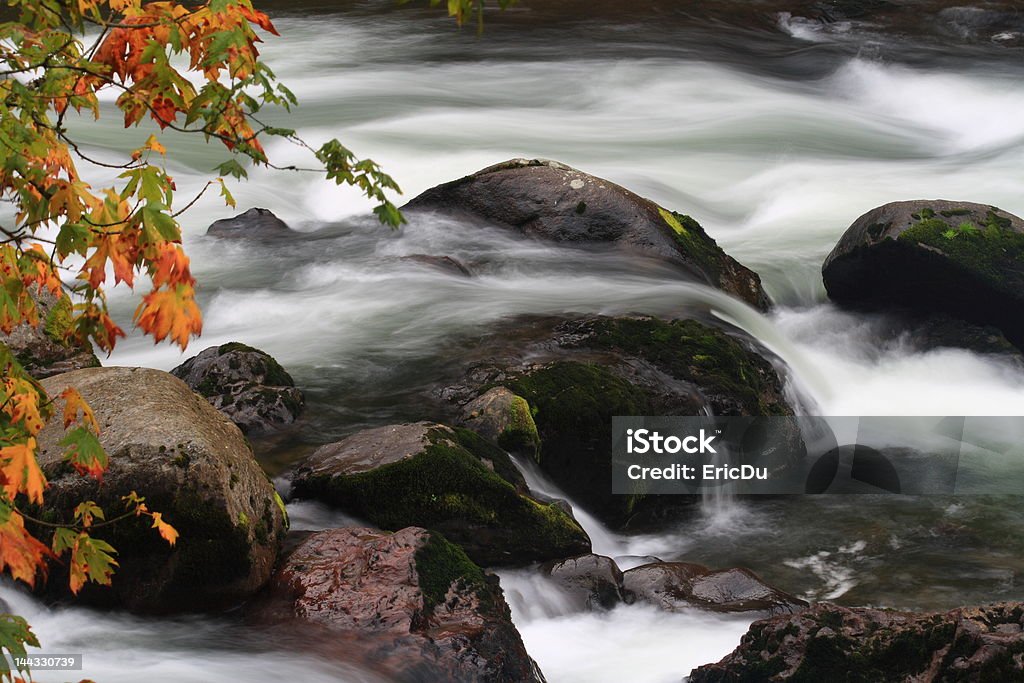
[0,0,415,679]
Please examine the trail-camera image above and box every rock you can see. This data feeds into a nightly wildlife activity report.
[0,289,99,379]
[401,254,473,276]
[444,315,801,523]
[171,342,304,435]
[689,602,1024,682]
[291,422,590,566]
[461,387,540,457]
[543,554,626,611]
[250,527,545,683]
[405,159,770,310]
[32,367,287,612]
[206,207,294,238]
[623,562,807,615]
[823,201,1024,350]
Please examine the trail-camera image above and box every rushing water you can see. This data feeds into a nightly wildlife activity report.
[4,2,1024,681]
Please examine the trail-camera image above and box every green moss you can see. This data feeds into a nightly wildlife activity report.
[43,296,74,345]
[195,375,220,398]
[496,394,541,456]
[218,341,259,356]
[900,209,1024,295]
[415,532,486,612]
[293,429,587,562]
[449,426,526,490]
[237,511,249,527]
[659,208,730,280]
[273,490,289,528]
[582,317,788,416]
[505,361,653,458]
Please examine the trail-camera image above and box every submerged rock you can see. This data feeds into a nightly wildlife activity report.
[251,527,545,683]
[543,554,626,611]
[206,207,294,238]
[171,342,304,435]
[0,289,99,379]
[290,422,590,565]
[444,315,801,524]
[689,602,1024,682]
[405,159,770,310]
[33,367,287,612]
[823,200,1024,350]
[624,562,807,615]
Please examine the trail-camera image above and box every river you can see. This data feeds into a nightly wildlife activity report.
[4,1,1024,681]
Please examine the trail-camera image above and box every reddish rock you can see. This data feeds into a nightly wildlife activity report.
[690,602,1024,682]
[252,527,545,683]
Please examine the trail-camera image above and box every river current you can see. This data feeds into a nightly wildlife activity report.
[4,2,1024,681]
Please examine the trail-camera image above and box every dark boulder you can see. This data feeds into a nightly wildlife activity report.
[543,554,626,611]
[291,422,590,566]
[690,602,1024,682]
[823,201,1024,350]
[250,527,545,683]
[443,315,801,524]
[0,289,99,379]
[171,342,304,435]
[207,207,294,238]
[405,159,770,310]
[33,367,287,612]
[624,562,807,615]
[400,254,473,277]
[461,387,540,457]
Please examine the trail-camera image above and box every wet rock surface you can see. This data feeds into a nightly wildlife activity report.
[689,602,1024,682]
[171,342,304,435]
[624,562,808,616]
[823,200,1024,351]
[250,527,545,683]
[406,159,771,310]
[290,422,590,565]
[207,207,295,238]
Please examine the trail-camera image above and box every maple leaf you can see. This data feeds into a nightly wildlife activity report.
[60,426,108,480]
[0,507,51,588]
[80,231,136,289]
[64,533,118,594]
[0,439,46,505]
[149,243,192,289]
[61,387,100,432]
[133,283,202,350]
[150,512,179,546]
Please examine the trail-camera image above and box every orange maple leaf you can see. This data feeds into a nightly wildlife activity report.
[134,283,202,350]
[61,387,99,432]
[0,510,52,587]
[0,438,46,504]
[150,512,179,546]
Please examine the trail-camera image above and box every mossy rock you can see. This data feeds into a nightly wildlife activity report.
[480,316,796,523]
[250,527,545,682]
[690,602,1024,683]
[405,158,770,310]
[0,289,100,379]
[823,200,1024,350]
[171,342,304,435]
[291,422,591,566]
[30,367,287,613]
[462,386,541,459]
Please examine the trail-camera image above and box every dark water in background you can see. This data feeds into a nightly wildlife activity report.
[4,2,1024,680]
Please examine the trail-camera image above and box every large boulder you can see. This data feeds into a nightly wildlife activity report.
[623,562,807,615]
[206,207,295,238]
[32,367,287,612]
[690,602,1024,683]
[290,422,590,566]
[405,159,770,310]
[250,527,546,683]
[171,342,304,435]
[823,201,1024,349]
[444,315,801,524]
[0,289,99,379]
